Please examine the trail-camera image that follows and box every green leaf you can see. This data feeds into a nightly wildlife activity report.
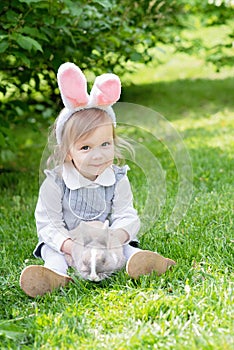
[29,37,43,52]
[6,10,19,22]
[19,0,45,3]
[130,52,143,62]
[12,34,43,52]
[92,0,113,9]
[19,27,48,42]
[42,14,55,25]
[0,150,16,162]
[0,35,8,41]
[0,131,6,147]
[0,41,8,53]
[72,7,83,17]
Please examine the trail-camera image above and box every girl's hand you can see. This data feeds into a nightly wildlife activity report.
[61,238,74,255]
[109,229,130,245]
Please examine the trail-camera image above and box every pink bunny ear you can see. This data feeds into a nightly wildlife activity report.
[57,62,89,109]
[89,73,121,106]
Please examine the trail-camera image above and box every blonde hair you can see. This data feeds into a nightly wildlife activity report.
[47,108,134,169]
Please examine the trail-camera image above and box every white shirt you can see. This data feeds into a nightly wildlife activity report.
[35,163,140,253]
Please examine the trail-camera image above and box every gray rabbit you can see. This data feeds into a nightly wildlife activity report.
[65,221,126,281]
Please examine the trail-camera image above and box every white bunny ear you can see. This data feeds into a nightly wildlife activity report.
[57,62,89,109]
[89,73,121,106]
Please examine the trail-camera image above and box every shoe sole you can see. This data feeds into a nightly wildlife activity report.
[126,250,176,279]
[20,265,73,298]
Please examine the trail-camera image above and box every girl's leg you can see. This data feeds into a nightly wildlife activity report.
[123,244,141,260]
[41,244,69,275]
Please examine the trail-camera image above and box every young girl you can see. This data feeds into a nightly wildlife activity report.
[20,63,176,297]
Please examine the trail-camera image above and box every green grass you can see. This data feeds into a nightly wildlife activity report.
[1,52,234,349]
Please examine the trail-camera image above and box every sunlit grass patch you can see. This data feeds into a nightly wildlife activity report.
[1,42,234,349]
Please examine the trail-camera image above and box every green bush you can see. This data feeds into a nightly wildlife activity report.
[0,0,233,165]
[0,0,184,165]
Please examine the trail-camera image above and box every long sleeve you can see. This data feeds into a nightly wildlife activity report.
[109,175,140,241]
[35,173,70,253]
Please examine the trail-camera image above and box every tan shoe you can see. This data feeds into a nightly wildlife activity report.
[126,250,176,279]
[20,265,73,298]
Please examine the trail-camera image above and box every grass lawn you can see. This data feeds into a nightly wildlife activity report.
[0,52,233,349]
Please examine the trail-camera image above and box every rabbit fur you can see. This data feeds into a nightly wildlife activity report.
[65,221,126,281]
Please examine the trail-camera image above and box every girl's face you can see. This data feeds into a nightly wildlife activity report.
[68,123,115,180]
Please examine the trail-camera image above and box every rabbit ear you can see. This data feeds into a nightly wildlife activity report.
[57,62,89,109]
[89,73,121,106]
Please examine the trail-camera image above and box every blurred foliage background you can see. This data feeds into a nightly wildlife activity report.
[0,0,233,167]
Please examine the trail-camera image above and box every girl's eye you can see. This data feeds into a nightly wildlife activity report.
[102,141,111,147]
[81,145,90,151]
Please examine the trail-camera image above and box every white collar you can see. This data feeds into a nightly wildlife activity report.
[62,161,116,190]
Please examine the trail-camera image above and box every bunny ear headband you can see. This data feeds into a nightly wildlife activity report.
[56,62,121,144]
